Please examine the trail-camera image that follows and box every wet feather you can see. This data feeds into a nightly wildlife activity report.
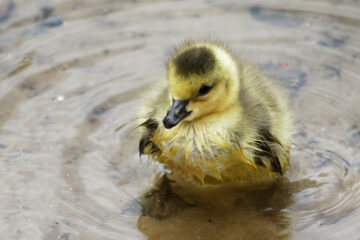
[138,39,292,185]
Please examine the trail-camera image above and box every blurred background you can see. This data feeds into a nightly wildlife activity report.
[0,0,359,239]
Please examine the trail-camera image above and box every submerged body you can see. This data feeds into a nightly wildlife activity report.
[139,40,292,185]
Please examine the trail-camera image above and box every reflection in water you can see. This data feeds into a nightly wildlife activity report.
[137,174,318,240]
[138,172,324,240]
[138,174,291,240]
[0,0,360,239]
[133,138,360,240]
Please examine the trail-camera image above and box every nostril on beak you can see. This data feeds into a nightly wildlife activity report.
[175,110,181,118]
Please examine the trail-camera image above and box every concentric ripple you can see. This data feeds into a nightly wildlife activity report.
[0,0,359,239]
[285,141,360,239]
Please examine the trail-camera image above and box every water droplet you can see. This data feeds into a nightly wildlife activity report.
[56,95,64,101]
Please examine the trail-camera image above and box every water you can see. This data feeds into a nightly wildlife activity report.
[0,0,359,239]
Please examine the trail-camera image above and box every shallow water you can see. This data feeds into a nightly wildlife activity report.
[0,0,359,239]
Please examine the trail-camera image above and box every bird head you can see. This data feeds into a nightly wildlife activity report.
[163,42,240,129]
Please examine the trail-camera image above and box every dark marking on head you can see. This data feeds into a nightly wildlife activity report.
[173,47,215,77]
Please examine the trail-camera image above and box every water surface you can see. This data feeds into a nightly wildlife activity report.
[0,0,360,239]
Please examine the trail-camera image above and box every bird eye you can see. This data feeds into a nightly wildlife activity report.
[198,85,212,96]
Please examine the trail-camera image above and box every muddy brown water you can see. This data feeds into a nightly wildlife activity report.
[1,0,360,239]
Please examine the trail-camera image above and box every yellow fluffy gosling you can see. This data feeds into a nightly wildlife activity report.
[138,40,292,185]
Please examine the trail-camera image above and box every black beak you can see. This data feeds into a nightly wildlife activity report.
[163,100,191,129]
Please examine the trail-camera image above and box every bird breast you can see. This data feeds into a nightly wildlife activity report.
[149,121,261,184]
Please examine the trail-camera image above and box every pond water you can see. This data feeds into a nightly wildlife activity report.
[1,0,359,239]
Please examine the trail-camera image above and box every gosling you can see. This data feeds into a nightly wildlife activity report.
[138,40,292,185]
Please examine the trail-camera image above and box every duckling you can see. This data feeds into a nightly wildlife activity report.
[138,40,292,185]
